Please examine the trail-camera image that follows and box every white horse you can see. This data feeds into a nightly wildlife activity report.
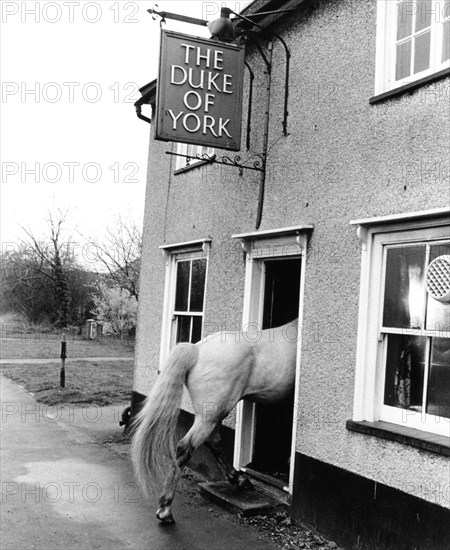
[131,319,298,524]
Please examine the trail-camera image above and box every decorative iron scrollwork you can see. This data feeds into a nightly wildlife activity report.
[166,151,264,175]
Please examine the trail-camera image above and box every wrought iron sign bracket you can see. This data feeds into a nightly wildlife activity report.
[148,5,291,137]
[166,151,264,176]
[255,40,272,72]
[148,7,208,28]
[244,62,255,151]
[147,5,293,229]
[229,9,291,136]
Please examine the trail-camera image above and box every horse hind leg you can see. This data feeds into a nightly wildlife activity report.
[156,418,217,524]
[205,425,253,490]
[156,442,191,524]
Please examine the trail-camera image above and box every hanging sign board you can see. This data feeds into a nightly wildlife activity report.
[155,30,245,152]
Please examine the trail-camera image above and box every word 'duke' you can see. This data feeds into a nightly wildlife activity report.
[156,30,245,151]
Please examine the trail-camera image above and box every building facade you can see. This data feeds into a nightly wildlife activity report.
[133,1,450,548]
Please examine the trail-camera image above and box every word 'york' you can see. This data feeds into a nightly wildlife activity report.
[167,44,234,138]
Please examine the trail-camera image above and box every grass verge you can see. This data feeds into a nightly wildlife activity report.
[0,336,134,360]
[0,360,134,406]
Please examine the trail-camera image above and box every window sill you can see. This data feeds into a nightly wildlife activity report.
[346,420,450,456]
[370,67,450,105]
[174,159,210,175]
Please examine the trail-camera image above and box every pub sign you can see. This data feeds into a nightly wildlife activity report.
[155,30,245,151]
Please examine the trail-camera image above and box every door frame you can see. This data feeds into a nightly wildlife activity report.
[231,225,312,494]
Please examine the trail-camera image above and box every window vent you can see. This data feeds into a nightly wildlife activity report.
[426,255,450,303]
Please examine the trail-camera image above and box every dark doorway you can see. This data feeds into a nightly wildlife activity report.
[248,258,301,484]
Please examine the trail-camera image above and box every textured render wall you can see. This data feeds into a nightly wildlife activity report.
[135,0,450,507]
[134,131,170,394]
[265,0,449,509]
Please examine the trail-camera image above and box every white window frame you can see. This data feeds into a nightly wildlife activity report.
[175,143,215,171]
[158,239,211,370]
[375,0,450,95]
[351,209,450,437]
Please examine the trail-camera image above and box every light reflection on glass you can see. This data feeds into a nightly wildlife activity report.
[408,264,425,328]
[383,246,425,329]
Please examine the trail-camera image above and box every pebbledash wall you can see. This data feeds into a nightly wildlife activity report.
[133,0,450,548]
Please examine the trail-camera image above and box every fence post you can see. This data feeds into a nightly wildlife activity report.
[60,332,67,388]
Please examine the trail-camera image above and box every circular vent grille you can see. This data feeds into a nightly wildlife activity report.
[426,255,450,303]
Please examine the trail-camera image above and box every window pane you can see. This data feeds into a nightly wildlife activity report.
[383,246,426,329]
[397,1,413,39]
[443,20,450,62]
[191,316,203,344]
[384,335,426,411]
[414,31,431,73]
[426,243,450,331]
[396,40,412,79]
[175,261,190,311]
[190,259,206,312]
[427,338,450,418]
[415,0,432,32]
[176,315,191,343]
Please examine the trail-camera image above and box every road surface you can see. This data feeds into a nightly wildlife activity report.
[1,376,279,550]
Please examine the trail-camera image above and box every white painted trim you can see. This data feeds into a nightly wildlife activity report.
[374,0,450,95]
[234,257,263,471]
[379,404,450,437]
[232,225,313,240]
[350,207,450,227]
[233,228,311,494]
[158,242,211,372]
[374,0,390,96]
[351,220,450,436]
[200,243,211,349]
[288,246,308,493]
[352,231,371,420]
[159,253,176,372]
[159,238,212,252]
[233,400,245,468]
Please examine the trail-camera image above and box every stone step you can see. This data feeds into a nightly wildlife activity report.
[198,481,283,517]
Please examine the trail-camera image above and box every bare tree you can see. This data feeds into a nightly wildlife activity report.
[0,255,54,323]
[2,209,94,327]
[88,216,142,300]
[23,210,71,327]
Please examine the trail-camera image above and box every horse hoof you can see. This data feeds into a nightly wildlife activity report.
[236,475,253,490]
[156,507,175,524]
[158,515,175,525]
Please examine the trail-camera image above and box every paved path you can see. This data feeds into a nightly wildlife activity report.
[0,376,279,550]
[0,357,133,364]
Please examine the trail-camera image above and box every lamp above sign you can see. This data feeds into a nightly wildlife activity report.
[155,30,245,152]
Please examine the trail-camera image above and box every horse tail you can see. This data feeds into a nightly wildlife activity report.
[131,342,199,499]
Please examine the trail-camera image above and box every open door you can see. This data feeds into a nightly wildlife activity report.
[245,258,301,486]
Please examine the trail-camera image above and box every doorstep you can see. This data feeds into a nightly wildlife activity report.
[198,481,284,517]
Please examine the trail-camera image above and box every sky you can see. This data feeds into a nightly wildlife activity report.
[0,0,251,249]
